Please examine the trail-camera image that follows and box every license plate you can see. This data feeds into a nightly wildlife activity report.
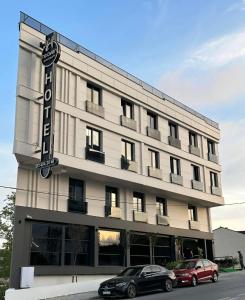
[103,291,111,295]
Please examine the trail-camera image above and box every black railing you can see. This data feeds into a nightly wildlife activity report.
[19,12,219,129]
[121,156,130,170]
[85,147,105,164]
[68,199,88,214]
[104,205,111,217]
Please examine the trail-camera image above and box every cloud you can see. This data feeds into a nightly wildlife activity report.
[211,119,245,231]
[225,0,245,13]
[158,29,245,108]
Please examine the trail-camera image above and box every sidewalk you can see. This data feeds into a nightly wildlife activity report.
[44,291,99,300]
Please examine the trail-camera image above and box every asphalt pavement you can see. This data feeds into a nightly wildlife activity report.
[48,271,245,300]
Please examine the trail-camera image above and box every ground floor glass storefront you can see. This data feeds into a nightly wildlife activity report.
[30,222,174,267]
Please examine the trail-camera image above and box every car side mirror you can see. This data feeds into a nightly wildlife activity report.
[196,266,201,270]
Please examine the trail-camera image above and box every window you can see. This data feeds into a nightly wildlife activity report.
[203,259,211,267]
[98,229,124,266]
[148,149,159,168]
[87,83,101,105]
[208,140,215,155]
[153,236,171,265]
[30,223,92,266]
[147,112,157,129]
[170,157,181,175]
[106,186,119,207]
[64,225,91,266]
[210,172,218,187]
[30,223,62,265]
[169,122,178,138]
[189,132,198,147]
[188,205,197,221]
[69,178,84,201]
[156,197,167,216]
[192,165,200,182]
[121,99,133,119]
[196,260,204,268]
[86,127,101,151]
[121,140,134,161]
[130,233,150,265]
[133,192,144,212]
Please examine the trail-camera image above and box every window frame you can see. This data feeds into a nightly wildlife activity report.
[86,127,102,151]
[133,192,145,212]
[210,172,218,187]
[69,178,84,202]
[208,140,215,155]
[192,165,201,182]
[169,122,179,139]
[87,82,101,106]
[105,186,119,208]
[170,157,181,175]
[156,197,167,216]
[148,149,160,169]
[121,99,134,119]
[189,131,198,147]
[147,111,158,130]
[188,205,198,221]
[121,139,135,161]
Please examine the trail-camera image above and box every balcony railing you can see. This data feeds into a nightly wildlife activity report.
[121,157,137,172]
[68,199,88,214]
[208,153,218,164]
[168,136,181,149]
[170,173,183,185]
[105,206,121,218]
[85,147,105,164]
[189,145,201,157]
[147,127,161,140]
[120,115,137,131]
[86,100,104,118]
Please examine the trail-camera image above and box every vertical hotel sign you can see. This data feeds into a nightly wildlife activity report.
[36,32,60,178]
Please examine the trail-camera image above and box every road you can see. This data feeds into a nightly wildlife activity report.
[49,271,245,300]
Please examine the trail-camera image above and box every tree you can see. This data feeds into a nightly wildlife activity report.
[0,192,15,279]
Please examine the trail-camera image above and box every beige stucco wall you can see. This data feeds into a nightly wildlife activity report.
[14,23,224,235]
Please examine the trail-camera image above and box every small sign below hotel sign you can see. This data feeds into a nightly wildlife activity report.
[36,32,60,179]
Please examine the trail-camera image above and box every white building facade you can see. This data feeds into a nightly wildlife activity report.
[10,13,224,288]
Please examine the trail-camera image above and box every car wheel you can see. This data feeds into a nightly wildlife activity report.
[164,279,173,292]
[191,276,198,287]
[212,272,218,283]
[126,283,137,298]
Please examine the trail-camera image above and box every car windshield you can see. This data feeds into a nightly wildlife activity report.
[118,267,142,277]
[175,261,196,269]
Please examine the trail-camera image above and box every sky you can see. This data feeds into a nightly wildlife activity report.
[0,0,245,232]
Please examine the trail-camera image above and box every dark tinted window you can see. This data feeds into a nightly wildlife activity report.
[170,157,181,175]
[203,260,211,267]
[153,236,171,265]
[189,132,197,147]
[119,267,142,277]
[192,165,200,181]
[195,260,204,268]
[208,140,215,154]
[31,223,62,266]
[149,149,159,168]
[121,140,134,161]
[133,192,144,212]
[64,225,91,266]
[175,261,196,269]
[210,172,218,187]
[151,265,162,273]
[106,186,119,207]
[98,229,124,266]
[69,178,84,201]
[130,233,150,266]
[156,198,167,216]
[188,205,197,221]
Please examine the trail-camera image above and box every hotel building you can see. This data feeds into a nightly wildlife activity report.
[10,13,224,288]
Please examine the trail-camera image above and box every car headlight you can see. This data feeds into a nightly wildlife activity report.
[116,282,127,287]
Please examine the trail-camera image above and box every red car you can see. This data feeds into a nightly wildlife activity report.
[174,259,218,287]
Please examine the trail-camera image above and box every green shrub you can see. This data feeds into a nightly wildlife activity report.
[166,261,180,270]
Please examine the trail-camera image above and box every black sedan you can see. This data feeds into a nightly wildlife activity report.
[98,264,177,298]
